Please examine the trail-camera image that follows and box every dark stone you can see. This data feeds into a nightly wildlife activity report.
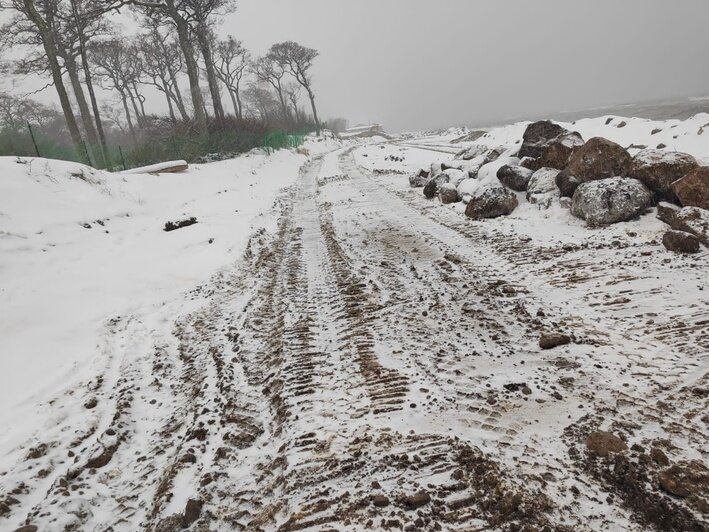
[630,149,699,202]
[519,121,569,159]
[565,137,632,182]
[464,185,519,220]
[539,333,571,350]
[555,171,582,198]
[662,230,700,254]
[403,491,431,510]
[537,132,584,170]
[372,495,390,507]
[657,202,709,245]
[497,165,533,192]
[671,166,709,209]
[586,432,628,457]
[182,498,203,527]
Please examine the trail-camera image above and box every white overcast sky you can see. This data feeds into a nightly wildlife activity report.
[2,0,709,131]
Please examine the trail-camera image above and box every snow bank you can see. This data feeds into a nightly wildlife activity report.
[0,146,315,434]
[473,113,709,164]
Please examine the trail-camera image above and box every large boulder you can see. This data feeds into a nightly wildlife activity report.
[571,177,652,226]
[465,184,519,220]
[586,432,628,457]
[423,174,450,199]
[537,132,585,170]
[657,202,709,246]
[671,166,709,210]
[527,168,561,208]
[519,120,569,159]
[662,230,700,254]
[565,137,632,182]
[629,149,699,202]
[438,183,460,204]
[497,165,533,192]
[555,171,582,198]
[409,168,430,188]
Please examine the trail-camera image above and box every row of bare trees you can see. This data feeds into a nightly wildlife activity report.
[0,0,323,166]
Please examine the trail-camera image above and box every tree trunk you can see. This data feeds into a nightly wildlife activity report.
[71,0,110,167]
[164,90,177,123]
[307,89,320,136]
[235,83,243,120]
[228,89,238,118]
[167,69,189,122]
[120,90,136,141]
[171,12,207,132]
[65,55,104,167]
[22,0,86,160]
[196,27,224,121]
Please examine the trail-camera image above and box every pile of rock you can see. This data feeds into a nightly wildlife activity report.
[409,119,708,252]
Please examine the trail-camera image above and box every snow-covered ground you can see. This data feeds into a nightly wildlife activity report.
[0,117,707,531]
[0,138,339,448]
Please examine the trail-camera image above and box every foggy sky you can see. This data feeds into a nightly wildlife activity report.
[3,0,709,132]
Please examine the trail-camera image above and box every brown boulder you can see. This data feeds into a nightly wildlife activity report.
[372,495,390,507]
[519,120,569,159]
[657,202,709,246]
[537,132,584,170]
[565,137,632,182]
[585,431,628,457]
[662,230,700,254]
[671,166,709,209]
[630,149,699,202]
[403,491,431,510]
[438,183,459,204]
[658,461,709,499]
[539,333,570,349]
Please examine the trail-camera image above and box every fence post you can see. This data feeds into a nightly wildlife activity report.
[118,146,127,171]
[27,122,40,158]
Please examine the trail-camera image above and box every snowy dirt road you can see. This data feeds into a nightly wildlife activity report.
[2,145,707,532]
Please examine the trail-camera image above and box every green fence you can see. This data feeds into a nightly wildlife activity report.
[0,123,321,171]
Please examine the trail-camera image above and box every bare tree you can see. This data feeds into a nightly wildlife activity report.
[213,36,248,119]
[90,39,138,141]
[136,0,208,132]
[243,84,278,123]
[137,21,189,122]
[1,0,87,158]
[268,41,321,135]
[252,55,290,126]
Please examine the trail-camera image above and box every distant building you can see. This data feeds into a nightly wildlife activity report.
[340,123,385,139]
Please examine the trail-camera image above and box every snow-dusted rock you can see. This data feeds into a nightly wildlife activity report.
[460,155,488,179]
[671,166,709,210]
[565,137,632,182]
[662,230,700,254]
[526,168,561,208]
[409,168,430,188]
[464,184,519,220]
[423,173,450,199]
[438,183,460,204]
[571,177,652,226]
[657,202,709,245]
[477,156,520,182]
[456,144,489,161]
[497,165,533,192]
[456,178,480,203]
[443,168,466,187]
[537,132,584,170]
[430,162,443,176]
[630,149,699,202]
[519,121,570,159]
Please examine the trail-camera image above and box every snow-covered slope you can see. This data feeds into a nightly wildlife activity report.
[0,140,337,441]
[473,113,709,164]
